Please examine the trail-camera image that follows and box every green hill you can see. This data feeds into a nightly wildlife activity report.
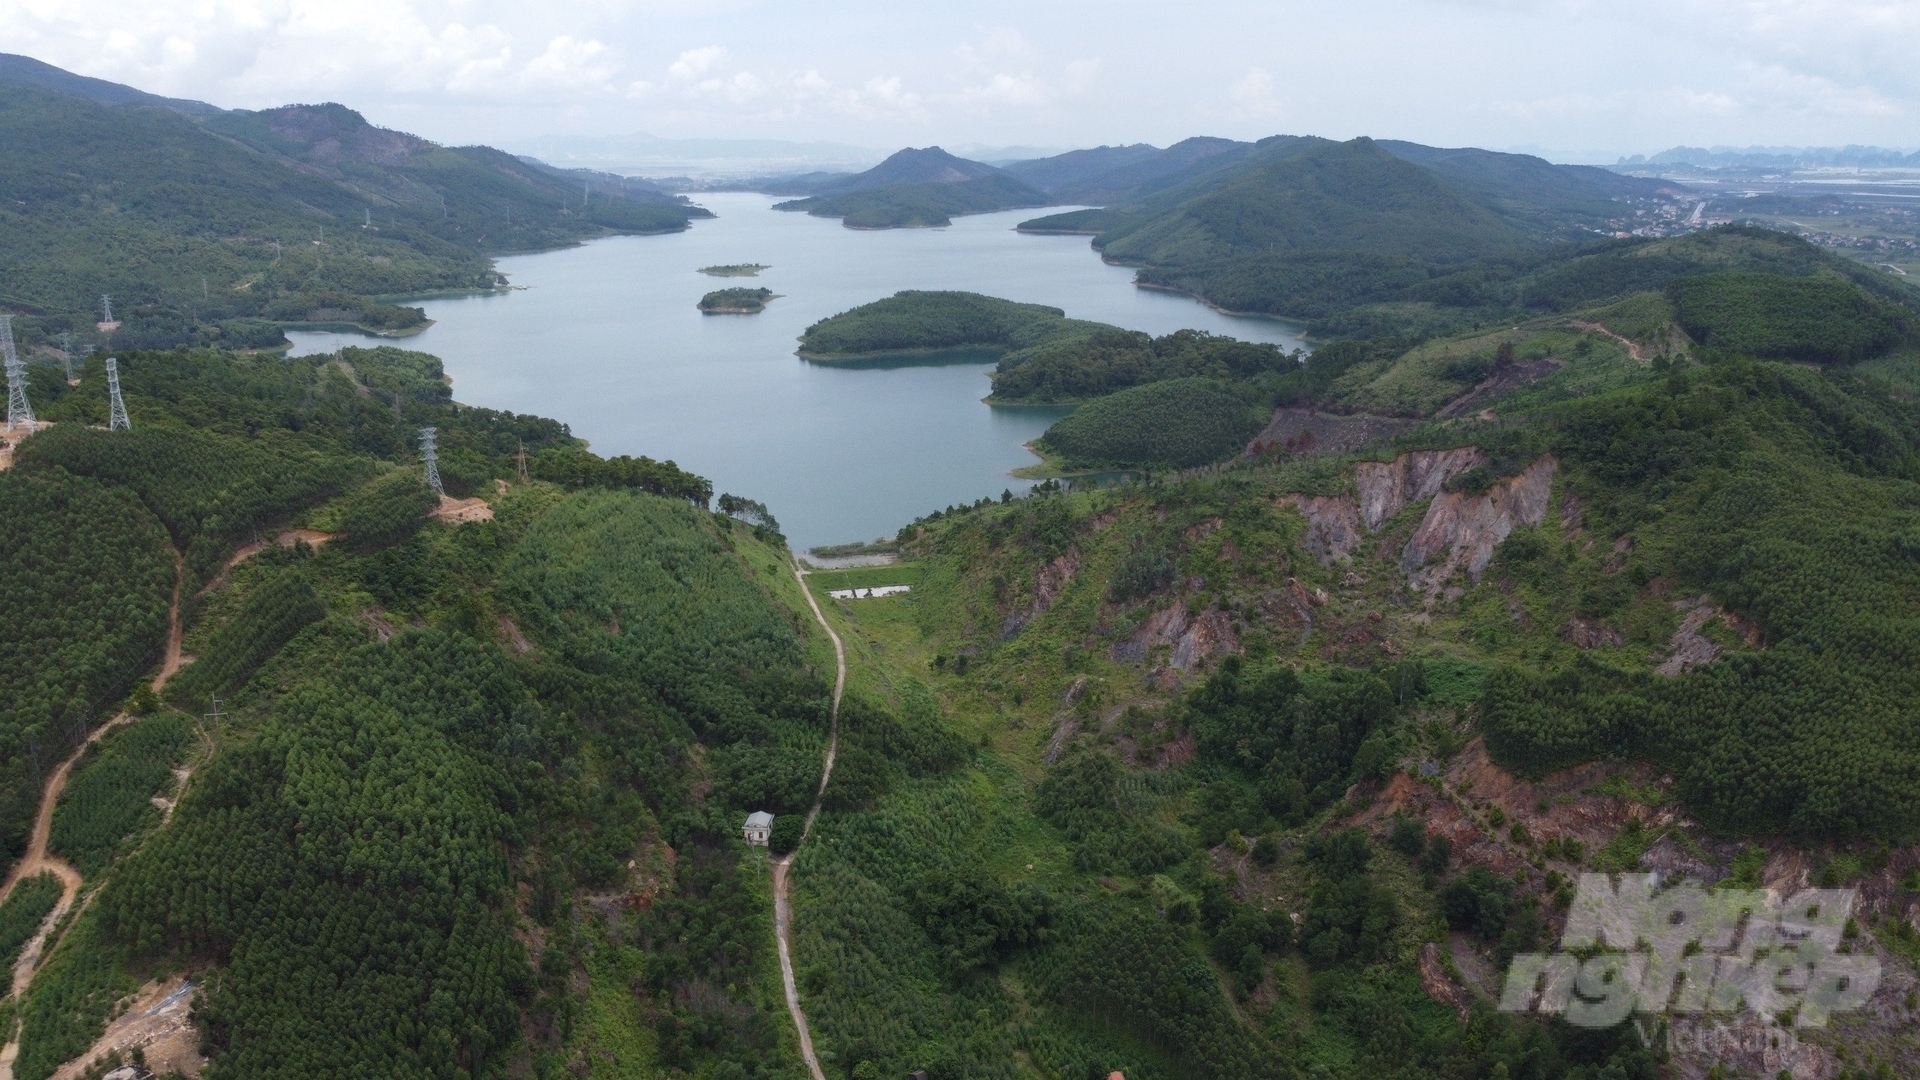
[776,173,1047,229]
[1035,377,1266,468]
[798,290,1298,402]
[1099,137,1531,268]
[797,291,1108,359]
[0,68,709,350]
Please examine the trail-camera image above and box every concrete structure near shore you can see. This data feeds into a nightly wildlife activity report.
[827,585,910,600]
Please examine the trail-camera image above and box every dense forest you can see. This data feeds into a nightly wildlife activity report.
[0,67,709,351]
[1034,378,1267,469]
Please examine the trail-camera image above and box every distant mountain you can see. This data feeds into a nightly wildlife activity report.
[1376,141,1674,230]
[1018,134,1682,333]
[773,147,1049,229]
[1621,145,1920,172]
[1003,137,1257,204]
[0,52,220,114]
[812,147,1007,194]
[1000,144,1163,194]
[1096,138,1529,272]
[0,58,710,348]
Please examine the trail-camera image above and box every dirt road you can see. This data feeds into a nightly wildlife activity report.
[0,551,186,1078]
[1570,320,1650,362]
[772,563,846,1080]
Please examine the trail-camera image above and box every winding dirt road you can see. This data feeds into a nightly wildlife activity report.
[0,552,186,1078]
[1570,320,1651,362]
[774,563,845,1080]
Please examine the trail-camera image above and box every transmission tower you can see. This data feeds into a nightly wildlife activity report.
[516,439,529,483]
[2,315,32,431]
[59,332,74,382]
[106,357,131,430]
[419,427,444,497]
[100,295,113,323]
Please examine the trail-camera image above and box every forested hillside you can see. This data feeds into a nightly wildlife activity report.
[0,60,709,352]
[9,89,1920,1079]
[0,340,824,1080]
[834,270,1920,1076]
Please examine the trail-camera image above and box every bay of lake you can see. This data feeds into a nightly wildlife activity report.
[287,192,1306,551]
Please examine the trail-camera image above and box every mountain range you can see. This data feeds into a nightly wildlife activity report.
[0,53,707,349]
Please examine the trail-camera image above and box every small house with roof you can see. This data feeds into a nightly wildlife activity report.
[743,811,774,847]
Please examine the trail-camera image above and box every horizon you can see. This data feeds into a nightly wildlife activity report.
[4,1,1917,167]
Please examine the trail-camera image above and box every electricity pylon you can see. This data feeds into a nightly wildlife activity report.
[2,315,32,431]
[106,357,131,430]
[419,427,444,497]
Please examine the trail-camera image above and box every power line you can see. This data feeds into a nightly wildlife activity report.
[106,357,130,430]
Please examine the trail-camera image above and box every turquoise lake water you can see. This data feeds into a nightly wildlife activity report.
[287,193,1306,550]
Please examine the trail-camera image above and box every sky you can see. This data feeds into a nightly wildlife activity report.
[3,0,1917,163]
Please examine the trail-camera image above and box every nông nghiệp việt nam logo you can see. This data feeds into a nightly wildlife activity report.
[1499,874,1879,1028]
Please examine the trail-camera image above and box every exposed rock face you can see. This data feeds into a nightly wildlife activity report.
[1279,447,1555,591]
[1117,604,1239,673]
[1283,495,1364,564]
[1002,547,1081,638]
[1402,456,1557,590]
[1354,448,1485,529]
[1657,596,1728,676]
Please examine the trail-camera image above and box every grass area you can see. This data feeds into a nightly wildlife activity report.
[805,563,924,594]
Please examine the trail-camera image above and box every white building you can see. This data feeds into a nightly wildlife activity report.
[743,811,773,847]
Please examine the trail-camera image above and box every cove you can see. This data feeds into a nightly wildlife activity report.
[289,192,1306,550]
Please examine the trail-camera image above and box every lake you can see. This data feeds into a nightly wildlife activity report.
[287,192,1306,551]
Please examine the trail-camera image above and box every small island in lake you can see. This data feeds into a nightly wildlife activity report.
[699,264,770,277]
[699,287,776,314]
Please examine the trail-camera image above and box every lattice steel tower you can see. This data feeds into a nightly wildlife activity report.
[419,427,444,497]
[2,315,32,431]
[100,295,113,323]
[106,358,131,430]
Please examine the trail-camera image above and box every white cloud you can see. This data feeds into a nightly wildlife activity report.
[3,0,1919,154]
[666,45,725,83]
[1227,66,1286,120]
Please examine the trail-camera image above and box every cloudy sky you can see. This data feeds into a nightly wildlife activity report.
[3,0,1915,162]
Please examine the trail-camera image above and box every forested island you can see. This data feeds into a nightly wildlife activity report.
[700,287,776,314]
[700,263,770,277]
[798,290,1301,402]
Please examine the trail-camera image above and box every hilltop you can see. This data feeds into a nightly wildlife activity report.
[773,147,1049,228]
[0,57,710,352]
[1010,135,1691,335]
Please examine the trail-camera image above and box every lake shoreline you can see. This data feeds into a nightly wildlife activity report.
[287,192,1306,551]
